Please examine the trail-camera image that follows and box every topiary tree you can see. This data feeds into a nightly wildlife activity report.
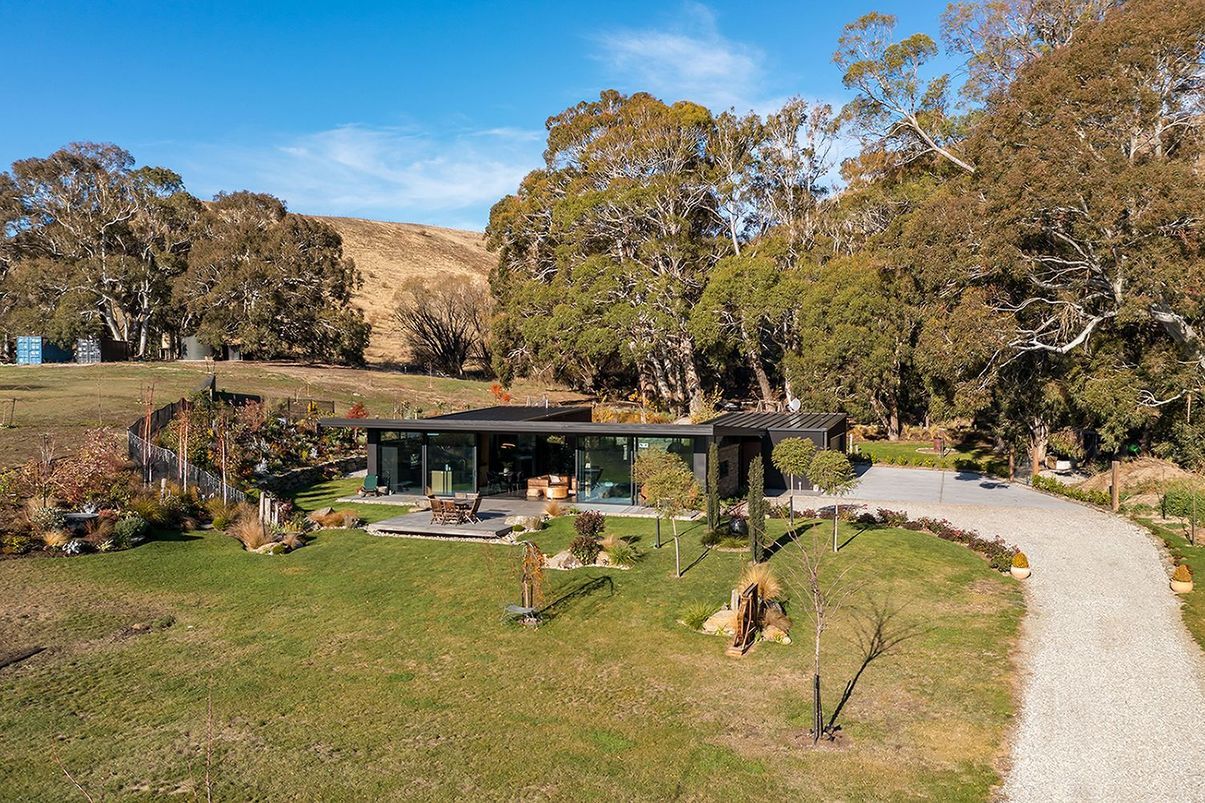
[772,437,817,492]
[808,450,857,552]
[635,449,701,576]
[747,456,766,562]
[772,437,817,526]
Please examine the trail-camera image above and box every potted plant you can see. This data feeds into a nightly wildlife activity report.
[1010,551,1031,580]
[1171,563,1194,594]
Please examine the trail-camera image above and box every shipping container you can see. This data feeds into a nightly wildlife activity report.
[15,336,72,365]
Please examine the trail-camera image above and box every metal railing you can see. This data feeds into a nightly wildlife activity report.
[128,430,246,503]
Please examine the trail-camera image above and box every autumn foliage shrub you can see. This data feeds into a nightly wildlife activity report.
[573,510,606,538]
[1172,564,1193,583]
[871,508,1018,573]
[569,534,602,565]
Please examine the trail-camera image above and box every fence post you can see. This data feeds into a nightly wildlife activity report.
[1111,460,1120,512]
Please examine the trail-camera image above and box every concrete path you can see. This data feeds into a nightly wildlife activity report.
[806,466,1205,801]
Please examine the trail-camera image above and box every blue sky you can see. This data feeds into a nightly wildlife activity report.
[1,1,952,230]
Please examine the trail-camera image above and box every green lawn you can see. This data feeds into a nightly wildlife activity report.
[0,512,1023,801]
[1138,517,1205,650]
[291,476,411,523]
[855,438,1008,475]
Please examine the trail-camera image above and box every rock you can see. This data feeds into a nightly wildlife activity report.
[253,542,288,555]
[596,551,612,566]
[545,550,582,570]
[702,609,737,635]
[764,624,792,644]
[308,506,334,522]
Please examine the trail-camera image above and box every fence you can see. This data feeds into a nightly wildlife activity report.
[269,397,336,420]
[128,430,246,503]
[127,390,261,503]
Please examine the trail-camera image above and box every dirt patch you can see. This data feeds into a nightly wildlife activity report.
[1078,457,1198,499]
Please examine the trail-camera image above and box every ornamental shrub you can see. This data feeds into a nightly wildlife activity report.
[569,534,601,565]
[1172,564,1193,583]
[574,510,606,538]
[1012,552,1029,569]
[28,505,65,532]
[113,513,149,549]
[0,533,32,554]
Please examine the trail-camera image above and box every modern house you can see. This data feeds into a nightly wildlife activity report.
[321,405,847,504]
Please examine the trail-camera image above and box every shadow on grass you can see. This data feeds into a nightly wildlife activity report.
[762,522,817,560]
[538,575,615,622]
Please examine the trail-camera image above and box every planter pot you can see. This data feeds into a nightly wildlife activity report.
[1171,579,1194,594]
[1010,566,1032,580]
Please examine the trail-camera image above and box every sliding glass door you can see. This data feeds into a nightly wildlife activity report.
[379,431,423,493]
[577,436,634,504]
[427,432,476,495]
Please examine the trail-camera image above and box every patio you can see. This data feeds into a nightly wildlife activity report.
[362,495,698,541]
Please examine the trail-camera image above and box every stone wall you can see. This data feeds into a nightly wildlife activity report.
[717,442,742,497]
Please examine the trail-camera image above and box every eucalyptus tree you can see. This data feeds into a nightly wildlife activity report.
[941,0,1120,105]
[177,191,370,363]
[490,91,724,415]
[0,143,199,355]
[835,13,973,174]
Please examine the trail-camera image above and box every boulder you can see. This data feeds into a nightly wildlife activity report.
[254,542,288,555]
[545,550,582,570]
[763,624,792,644]
[308,506,334,522]
[701,608,737,635]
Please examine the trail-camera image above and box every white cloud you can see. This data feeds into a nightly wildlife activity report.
[592,2,776,114]
[179,124,543,229]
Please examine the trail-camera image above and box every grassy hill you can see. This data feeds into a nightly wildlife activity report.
[0,362,582,467]
[312,216,493,365]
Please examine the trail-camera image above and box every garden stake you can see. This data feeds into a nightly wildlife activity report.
[674,536,680,578]
[655,517,661,549]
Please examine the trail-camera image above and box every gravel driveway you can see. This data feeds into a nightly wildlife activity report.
[798,466,1205,801]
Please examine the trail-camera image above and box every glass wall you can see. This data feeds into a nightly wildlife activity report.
[634,436,694,504]
[378,431,423,493]
[577,436,634,504]
[427,432,476,495]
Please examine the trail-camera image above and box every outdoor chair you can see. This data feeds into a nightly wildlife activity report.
[464,494,482,523]
[428,496,451,524]
[360,474,381,496]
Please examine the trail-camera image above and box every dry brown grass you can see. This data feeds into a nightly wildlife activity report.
[40,529,71,549]
[543,499,564,518]
[311,509,361,529]
[737,562,782,601]
[227,518,274,551]
[312,216,492,365]
[1079,456,1196,499]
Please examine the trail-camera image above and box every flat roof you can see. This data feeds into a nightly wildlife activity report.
[321,405,845,437]
[708,410,846,432]
[429,405,589,422]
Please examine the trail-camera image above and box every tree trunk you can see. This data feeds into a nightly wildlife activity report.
[886,405,901,442]
[1029,417,1050,474]
[677,334,706,417]
[740,322,774,406]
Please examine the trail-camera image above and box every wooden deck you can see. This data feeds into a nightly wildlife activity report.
[362,497,699,541]
[366,508,518,540]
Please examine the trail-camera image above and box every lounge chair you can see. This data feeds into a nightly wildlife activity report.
[360,474,381,496]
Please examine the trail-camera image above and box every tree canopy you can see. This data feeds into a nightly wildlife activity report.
[0,144,369,363]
